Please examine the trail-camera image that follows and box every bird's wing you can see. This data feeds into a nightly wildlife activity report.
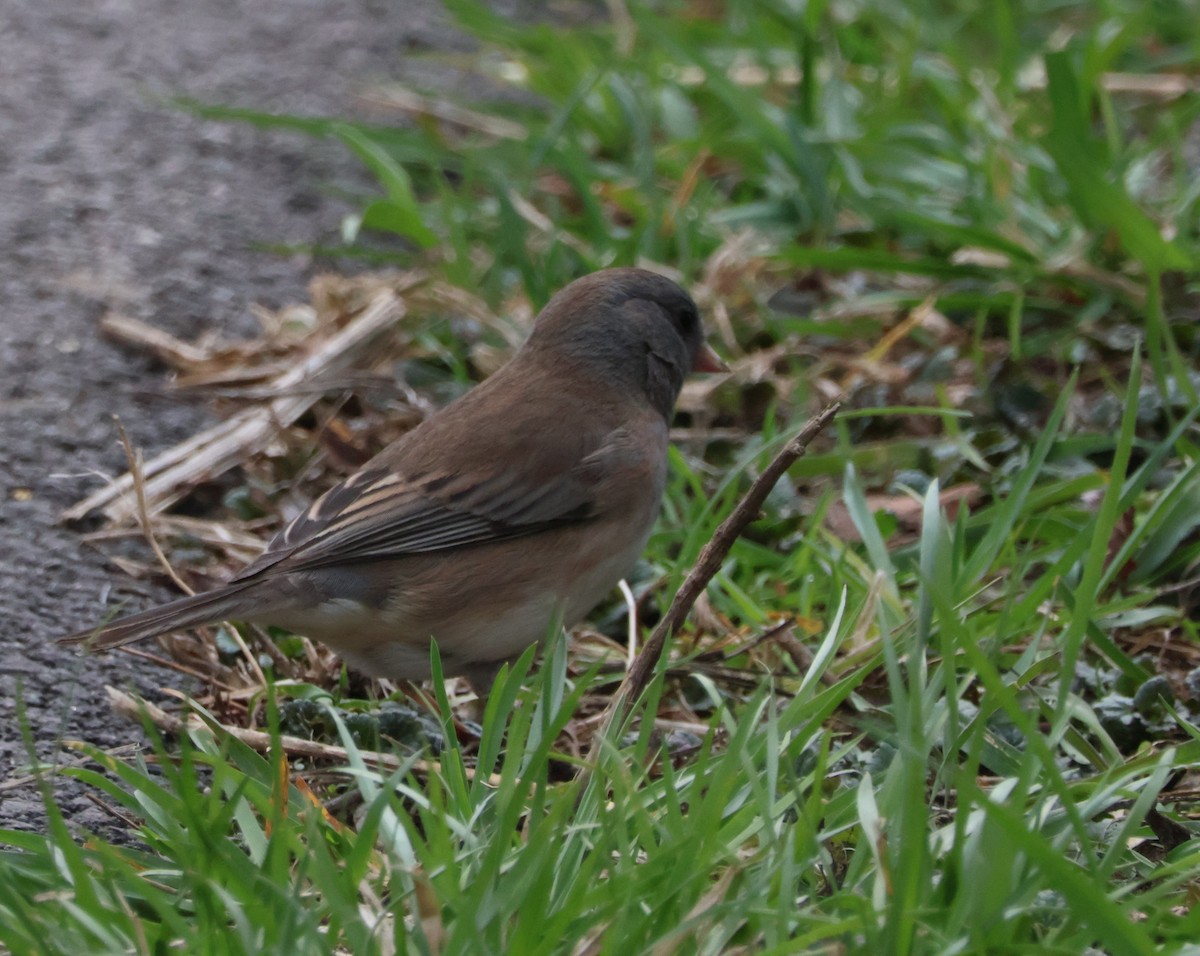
[233,429,633,580]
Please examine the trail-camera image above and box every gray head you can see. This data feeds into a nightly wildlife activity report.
[525,268,722,420]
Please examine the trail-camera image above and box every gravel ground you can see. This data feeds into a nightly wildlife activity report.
[0,0,474,836]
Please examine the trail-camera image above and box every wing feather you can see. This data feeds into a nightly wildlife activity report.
[232,431,624,580]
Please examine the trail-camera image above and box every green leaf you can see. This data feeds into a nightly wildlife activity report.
[333,125,437,247]
[1042,50,1192,272]
[357,200,438,248]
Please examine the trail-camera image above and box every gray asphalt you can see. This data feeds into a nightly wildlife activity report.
[0,0,471,835]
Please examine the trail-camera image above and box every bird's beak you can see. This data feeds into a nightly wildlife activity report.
[692,342,730,374]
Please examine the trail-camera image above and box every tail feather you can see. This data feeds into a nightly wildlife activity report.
[58,582,260,651]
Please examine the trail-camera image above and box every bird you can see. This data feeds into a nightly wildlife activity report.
[58,268,727,690]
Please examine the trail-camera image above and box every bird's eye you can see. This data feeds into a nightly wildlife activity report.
[666,302,697,333]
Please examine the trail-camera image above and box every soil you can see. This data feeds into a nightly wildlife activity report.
[0,0,479,837]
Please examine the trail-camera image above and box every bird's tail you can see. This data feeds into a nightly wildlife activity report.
[58,582,260,652]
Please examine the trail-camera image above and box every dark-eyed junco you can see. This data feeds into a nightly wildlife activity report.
[59,268,726,688]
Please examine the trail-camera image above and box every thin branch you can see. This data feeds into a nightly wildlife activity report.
[599,400,841,735]
[355,84,527,140]
[105,687,502,786]
[63,287,410,525]
[115,416,272,685]
[113,417,193,596]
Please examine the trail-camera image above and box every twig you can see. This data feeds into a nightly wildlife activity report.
[100,311,213,368]
[113,416,193,596]
[84,791,144,831]
[114,417,271,685]
[0,743,143,793]
[246,622,305,679]
[80,514,265,557]
[118,645,242,691]
[356,84,527,140]
[596,401,841,738]
[62,287,410,525]
[505,189,594,257]
[222,621,268,689]
[105,687,501,786]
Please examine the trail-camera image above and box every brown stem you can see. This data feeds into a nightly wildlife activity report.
[600,400,841,737]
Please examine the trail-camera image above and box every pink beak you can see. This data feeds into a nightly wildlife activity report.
[692,342,730,373]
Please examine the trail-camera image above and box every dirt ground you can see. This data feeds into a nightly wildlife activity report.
[0,0,481,836]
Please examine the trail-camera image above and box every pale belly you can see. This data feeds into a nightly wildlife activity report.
[257,516,652,682]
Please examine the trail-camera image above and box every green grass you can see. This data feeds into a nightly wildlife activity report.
[7,0,1200,952]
